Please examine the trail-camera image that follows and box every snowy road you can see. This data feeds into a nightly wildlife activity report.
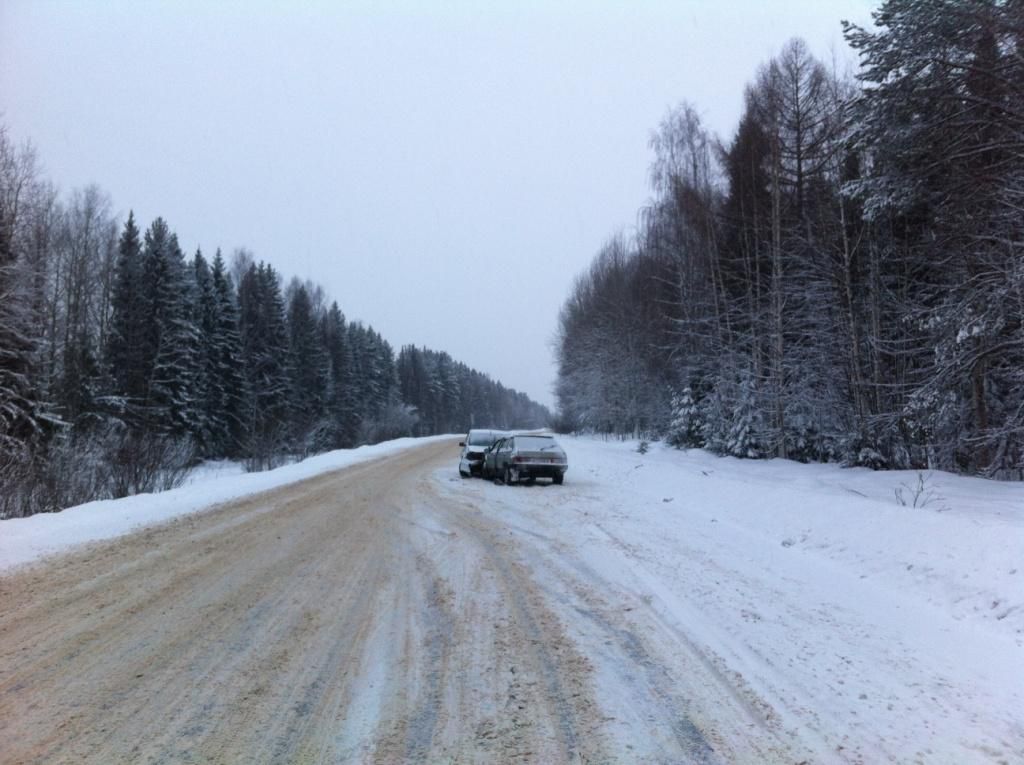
[2,437,1021,763]
[1,440,609,764]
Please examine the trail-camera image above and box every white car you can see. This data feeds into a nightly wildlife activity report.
[458,429,507,477]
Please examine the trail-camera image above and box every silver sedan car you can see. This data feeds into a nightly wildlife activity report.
[486,434,567,485]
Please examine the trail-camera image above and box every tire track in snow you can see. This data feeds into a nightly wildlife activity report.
[573,606,717,763]
[424,483,611,763]
[439,472,804,763]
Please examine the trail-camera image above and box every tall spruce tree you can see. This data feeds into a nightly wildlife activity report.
[237,262,290,464]
[139,219,197,435]
[191,249,220,454]
[286,283,328,452]
[210,249,245,456]
[320,301,355,448]
[105,211,146,418]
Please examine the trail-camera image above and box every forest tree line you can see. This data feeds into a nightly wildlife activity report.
[556,0,1024,477]
[0,135,548,518]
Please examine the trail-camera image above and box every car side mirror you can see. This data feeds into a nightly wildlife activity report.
[459,442,465,447]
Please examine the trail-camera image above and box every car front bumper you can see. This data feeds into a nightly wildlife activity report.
[460,453,486,474]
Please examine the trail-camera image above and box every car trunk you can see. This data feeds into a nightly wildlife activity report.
[515,448,563,464]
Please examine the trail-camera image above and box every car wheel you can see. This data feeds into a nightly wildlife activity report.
[460,469,470,478]
[553,473,564,485]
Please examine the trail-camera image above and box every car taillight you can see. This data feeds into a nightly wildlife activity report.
[513,455,529,463]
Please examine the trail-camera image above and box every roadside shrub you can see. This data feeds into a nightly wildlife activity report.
[100,428,197,498]
[240,418,292,473]
[549,409,581,435]
[357,403,420,446]
[0,425,197,519]
[666,387,703,448]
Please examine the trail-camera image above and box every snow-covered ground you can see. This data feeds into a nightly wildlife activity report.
[0,435,454,571]
[436,436,1024,762]
[3,431,1021,760]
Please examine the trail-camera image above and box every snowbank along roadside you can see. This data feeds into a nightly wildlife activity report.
[0,435,456,571]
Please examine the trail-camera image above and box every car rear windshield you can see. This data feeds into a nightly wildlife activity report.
[515,436,558,451]
[469,432,499,446]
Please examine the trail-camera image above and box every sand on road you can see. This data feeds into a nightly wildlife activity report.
[0,440,611,764]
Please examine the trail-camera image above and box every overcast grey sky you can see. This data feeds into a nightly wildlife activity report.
[1,0,875,408]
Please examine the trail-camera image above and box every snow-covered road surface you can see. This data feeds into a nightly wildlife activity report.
[1,436,1021,763]
[454,438,1024,763]
[1,440,610,764]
